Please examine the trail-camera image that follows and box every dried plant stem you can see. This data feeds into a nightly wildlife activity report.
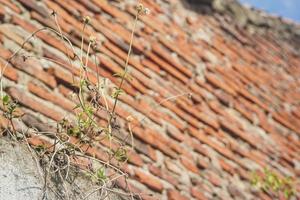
[0,26,77,98]
[0,4,152,199]
[108,13,139,128]
[80,24,86,65]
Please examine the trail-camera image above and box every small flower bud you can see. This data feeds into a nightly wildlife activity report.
[126,115,134,122]
[50,10,57,17]
[136,3,144,13]
[83,16,91,24]
[143,7,150,15]
[89,35,97,44]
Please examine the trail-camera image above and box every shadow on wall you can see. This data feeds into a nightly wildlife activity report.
[181,0,215,14]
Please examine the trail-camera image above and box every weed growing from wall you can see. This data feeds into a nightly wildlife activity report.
[251,168,296,199]
[0,2,151,199]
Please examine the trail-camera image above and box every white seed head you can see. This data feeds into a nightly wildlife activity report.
[89,35,97,44]
[136,3,144,13]
[126,115,134,122]
[83,16,91,24]
[143,7,150,15]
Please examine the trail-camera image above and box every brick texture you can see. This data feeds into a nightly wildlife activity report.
[0,0,300,200]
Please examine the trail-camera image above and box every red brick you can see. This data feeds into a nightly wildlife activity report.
[134,169,163,192]
[103,41,151,78]
[127,150,144,167]
[49,66,77,87]
[0,47,12,60]
[176,99,219,130]
[0,114,9,129]
[91,0,130,23]
[180,156,199,174]
[191,187,208,200]
[197,157,209,170]
[158,36,198,68]
[0,6,4,22]
[188,126,236,161]
[30,11,71,34]
[0,60,18,82]
[167,189,189,200]
[238,88,271,112]
[151,43,193,77]
[206,172,222,187]
[166,126,185,142]
[141,58,161,74]
[27,136,52,150]
[44,0,82,30]
[205,72,237,96]
[220,119,259,148]
[147,146,157,161]
[7,87,63,121]
[62,0,93,17]
[273,112,300,135]
[28,81,76,112]
[118,95,162,126]
[11,14,74,58]
[0,26,32,50]
[148,164,179,186]
[219,158,235,175]
[10,56,56,88]
[0,0,21,15]
[98,15,145,52]
[165,159,182,175]
[190,139,209,157]
[154,96,200,129]
[133,126,177,158]
[18,0,48,17]
[145,51,189,83]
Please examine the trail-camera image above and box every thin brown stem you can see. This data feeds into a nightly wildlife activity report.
[108,12,139,129]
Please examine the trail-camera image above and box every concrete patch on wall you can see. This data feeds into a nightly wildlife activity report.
[0,137,123,200]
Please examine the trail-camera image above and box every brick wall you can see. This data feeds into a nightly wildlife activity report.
[0,0,300,199]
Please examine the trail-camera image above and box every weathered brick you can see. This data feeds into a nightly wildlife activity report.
[134,169,163,192]
[165,159,182,175]
[0,4,5,21]
[191,187,208,200]
[22,113,55,132]
[0,25,32,50]
[27,136,53,150]
[7,87,63,121]
[197,157,209,170]
[18,0,49,17]
[127,150,144,167]
[10,56,56,88]
[167,189,189,200]
[28,81,76,112]
[180,156,199,174]
[166,125,185,142]
[0,59,18,82]
[148,164,179,186]
[0,114,9,129]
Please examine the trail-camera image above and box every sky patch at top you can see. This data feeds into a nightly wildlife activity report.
[239,0,300,22]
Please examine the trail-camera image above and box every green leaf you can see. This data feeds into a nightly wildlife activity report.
[114,148,128,162]
[111,87,124,99]
[2,95,10,105]
[96,167,106,182]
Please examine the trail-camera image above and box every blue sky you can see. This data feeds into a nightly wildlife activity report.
[239,0,300,22]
